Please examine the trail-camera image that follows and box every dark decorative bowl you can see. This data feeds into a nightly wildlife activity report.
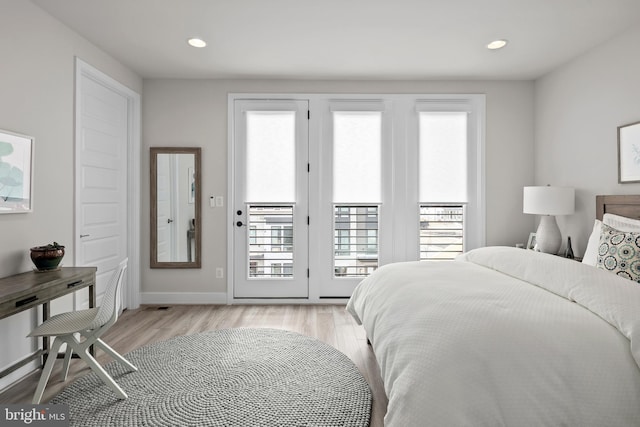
[30,246,65,271]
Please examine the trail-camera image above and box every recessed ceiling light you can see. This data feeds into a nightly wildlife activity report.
[487,39,508,50]
[187,38,207,48]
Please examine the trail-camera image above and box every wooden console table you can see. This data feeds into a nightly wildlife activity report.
[0,267,97,378]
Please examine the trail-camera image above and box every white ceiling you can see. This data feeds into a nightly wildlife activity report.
[31,0,640,80]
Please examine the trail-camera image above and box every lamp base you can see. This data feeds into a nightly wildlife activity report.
[535,215,562,254]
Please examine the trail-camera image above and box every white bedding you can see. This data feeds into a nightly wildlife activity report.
[347,246,640,426]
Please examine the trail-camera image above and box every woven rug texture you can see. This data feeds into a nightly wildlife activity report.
[50,328,372,426]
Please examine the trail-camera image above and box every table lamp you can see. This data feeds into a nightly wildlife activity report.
[523,186,575,254]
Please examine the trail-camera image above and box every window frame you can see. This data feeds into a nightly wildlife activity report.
[403,96,485,261]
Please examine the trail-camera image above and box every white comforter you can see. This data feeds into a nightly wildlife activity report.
[347,246,640,426]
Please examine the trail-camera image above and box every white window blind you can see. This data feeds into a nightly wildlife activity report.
[246,111,296,203]
[419,112,468,203]
[332,111,382,203]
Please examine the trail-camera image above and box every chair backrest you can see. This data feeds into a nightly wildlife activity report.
[88,258,128,330]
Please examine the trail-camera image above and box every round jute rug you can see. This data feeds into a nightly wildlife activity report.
[50,328,372,426]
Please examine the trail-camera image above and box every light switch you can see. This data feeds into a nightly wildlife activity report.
[209,196,215,208]
[215,196,224,207]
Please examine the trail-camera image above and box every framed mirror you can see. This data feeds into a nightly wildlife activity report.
[150,147,201,268]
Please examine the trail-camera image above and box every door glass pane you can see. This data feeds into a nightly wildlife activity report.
[334,205,378,277]
[246,111,296,202]
[419,112,467,202]
[248,205,294,278]
[333,112,381,203]
[420,205,464,260]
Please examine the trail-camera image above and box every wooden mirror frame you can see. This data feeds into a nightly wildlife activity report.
[150,147,201,268]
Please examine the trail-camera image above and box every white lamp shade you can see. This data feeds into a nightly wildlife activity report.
[523,186,575,216]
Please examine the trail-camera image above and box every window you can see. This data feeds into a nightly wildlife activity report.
[249,226,257,245]
[334,206,379,277]
[248,206,294,278]
[420,205,464,260]
[271,225,293,251]
[271,262,293,277]
[416,103,480,260]
[366,229,377,253]
[332,109,382,278]
[335,229,350,256]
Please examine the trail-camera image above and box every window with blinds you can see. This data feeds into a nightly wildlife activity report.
[419,110,468,260]
[332,110,382,278]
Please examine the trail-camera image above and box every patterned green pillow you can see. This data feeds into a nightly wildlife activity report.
[597,223,640,282]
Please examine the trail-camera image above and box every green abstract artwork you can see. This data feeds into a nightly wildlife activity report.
[0,130,33,213]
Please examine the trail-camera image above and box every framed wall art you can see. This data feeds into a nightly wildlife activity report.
[0,129,33,213]
[618,121,640,183]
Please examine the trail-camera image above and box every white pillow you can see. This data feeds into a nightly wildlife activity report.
[582,219,602,266]
[583,214,640,266]
[603,213,640,230]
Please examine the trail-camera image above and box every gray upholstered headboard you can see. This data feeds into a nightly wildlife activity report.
[596,195,640,221]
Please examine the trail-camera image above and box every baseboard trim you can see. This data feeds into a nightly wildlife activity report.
[139,293,348,305]
[140,292,227,305]
[0,361,39,394]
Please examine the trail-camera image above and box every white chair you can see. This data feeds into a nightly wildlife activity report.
[28,258,137,404]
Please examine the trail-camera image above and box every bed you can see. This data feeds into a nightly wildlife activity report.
[347,195,640,426]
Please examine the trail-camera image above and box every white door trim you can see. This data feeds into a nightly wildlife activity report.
[74,58,141,309]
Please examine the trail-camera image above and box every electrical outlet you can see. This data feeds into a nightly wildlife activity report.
[216,268,224,279]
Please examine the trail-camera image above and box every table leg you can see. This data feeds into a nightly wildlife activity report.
[89,284,96,356]
[42,302,50,366]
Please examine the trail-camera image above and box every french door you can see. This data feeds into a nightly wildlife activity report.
[230,94,485,301]
[232,100,309,298]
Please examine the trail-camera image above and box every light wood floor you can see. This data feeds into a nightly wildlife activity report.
[0,305,387,426]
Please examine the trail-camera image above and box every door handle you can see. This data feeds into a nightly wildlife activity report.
[80,234,90,238]
[168,219,174,224]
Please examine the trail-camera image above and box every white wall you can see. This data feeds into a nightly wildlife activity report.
[0,0,141,389]
[535,23,640,257]
[142,79,535,297]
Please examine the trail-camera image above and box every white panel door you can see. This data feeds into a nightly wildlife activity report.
[233,100,309,298]
[75,69,129,309]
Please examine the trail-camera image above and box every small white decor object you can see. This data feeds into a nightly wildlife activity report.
[523,186,575,254]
